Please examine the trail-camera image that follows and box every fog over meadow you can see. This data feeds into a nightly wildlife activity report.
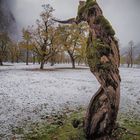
[9,0,140,46]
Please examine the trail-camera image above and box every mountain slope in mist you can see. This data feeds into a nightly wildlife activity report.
[0,0,18,38]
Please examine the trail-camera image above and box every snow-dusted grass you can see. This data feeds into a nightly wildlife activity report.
[0,63,140,138]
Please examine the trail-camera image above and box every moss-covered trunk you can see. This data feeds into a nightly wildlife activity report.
[77,1,121,139]
[85,29,121,140]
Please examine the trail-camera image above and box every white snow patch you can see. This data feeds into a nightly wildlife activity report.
[0,63,140,138]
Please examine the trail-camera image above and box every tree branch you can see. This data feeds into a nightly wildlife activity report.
[52,18,76,24]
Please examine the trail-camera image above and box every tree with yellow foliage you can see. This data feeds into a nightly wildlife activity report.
[22,28,32,65]
[57,22,88,68]
[32,4,62,69]
[0,33,11,65]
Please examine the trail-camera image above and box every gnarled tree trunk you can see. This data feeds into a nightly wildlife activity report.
[78,1,121,139]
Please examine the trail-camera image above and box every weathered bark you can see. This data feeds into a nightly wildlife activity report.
[77,1,121,139]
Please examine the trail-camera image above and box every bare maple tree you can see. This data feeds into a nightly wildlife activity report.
[126,40,134,68]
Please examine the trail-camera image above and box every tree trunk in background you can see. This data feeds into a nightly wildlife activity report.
[26,48,29,65]
[127,63,130,68]
[129,41,134,68]
[40,60,44,70]
[16,56,19,63]
[11,57,14,63]
[130,46,133,68]
[71,57,75,69]
[50,57,55,66]
[37,56,40,64]
[78,60,81,66]
[33,55,36,64]
[0,59,3,65]
[68,51,75,68]
[40,44,47,69]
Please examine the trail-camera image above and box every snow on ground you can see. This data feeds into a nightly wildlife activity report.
[120,67,140,116]
[0,63,140,138]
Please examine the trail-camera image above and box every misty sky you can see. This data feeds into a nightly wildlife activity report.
[10,0,140,46]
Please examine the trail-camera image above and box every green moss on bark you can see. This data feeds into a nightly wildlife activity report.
[86,35,113,72]
[78,0,97,19]
[94,16,115,36]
